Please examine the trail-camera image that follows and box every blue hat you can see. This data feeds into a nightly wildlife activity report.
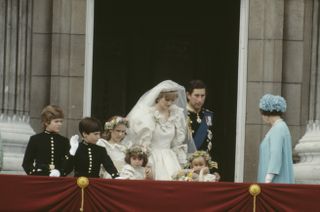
[259,94,287,113]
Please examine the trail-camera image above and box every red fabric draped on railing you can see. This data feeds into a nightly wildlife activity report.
[0,174,319,211]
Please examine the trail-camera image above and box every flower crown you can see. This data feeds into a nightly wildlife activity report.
[187,150,218,169]
[259,94,287,113]
[126,145,149,156]
[104,116,129,130]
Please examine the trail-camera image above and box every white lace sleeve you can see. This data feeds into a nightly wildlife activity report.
[171,106,188,165]
[127,108,155,150]
[121,137,133,149]
[173,106,187,145]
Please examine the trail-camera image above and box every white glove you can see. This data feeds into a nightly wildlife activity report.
[265,173,275,183]
[49,169,61,177]
[69,134,79,156]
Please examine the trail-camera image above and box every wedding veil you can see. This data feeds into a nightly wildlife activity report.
[127,80,197,153]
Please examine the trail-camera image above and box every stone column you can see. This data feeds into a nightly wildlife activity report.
[29,0,86,137]
[0,0,35,174]
[294,121,320,184]
[244,0,285,182]
[294,0,320,184]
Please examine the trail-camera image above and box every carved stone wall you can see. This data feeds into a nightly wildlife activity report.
[294,0,320,184]
[244,0,311,182]
[30,0,85,136]
[0,0,35,173]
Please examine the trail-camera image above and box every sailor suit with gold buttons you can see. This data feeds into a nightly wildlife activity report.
[22,131,70,176]
[187,108,218,172]
[67,141,119,178]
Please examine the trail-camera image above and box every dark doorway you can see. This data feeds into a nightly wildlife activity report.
[92,1,240,181]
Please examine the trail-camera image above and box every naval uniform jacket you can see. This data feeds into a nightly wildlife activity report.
[65,141,119,178]
[22,131,70,176]
[187,108,219,172]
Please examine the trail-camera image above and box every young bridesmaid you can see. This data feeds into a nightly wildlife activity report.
[96,116,130,178]
[173,150,218,182]
[117,145,153,180]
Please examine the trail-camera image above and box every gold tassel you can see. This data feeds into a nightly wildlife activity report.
[77,177,89,212]
[249,184,261,212]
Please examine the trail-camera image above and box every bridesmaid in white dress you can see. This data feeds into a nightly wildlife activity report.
[96,116,131,178]
[127,80,196,180]
[117,145,153,180]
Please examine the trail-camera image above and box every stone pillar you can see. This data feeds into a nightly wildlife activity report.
[0,0,35,174]
[244,0,308,182]
[244,0,285,182]
[50,0,86,136]
[294,0,320,184]
[30,0,86,137]
[294,121,320,184]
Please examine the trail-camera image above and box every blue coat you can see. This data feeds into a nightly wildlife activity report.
[257,120,294,183]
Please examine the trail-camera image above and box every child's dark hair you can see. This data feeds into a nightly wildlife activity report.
[40,105,64,129]
[79,117,102,136]
[124,146,148,167]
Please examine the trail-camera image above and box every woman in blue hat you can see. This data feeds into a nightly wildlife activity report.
[257,94,294,184]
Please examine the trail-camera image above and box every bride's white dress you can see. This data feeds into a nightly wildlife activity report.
[150,119,182,180]
[129,105,187,180]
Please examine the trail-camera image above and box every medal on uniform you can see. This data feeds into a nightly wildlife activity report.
[206,116,212,126]
[197,113,201,123]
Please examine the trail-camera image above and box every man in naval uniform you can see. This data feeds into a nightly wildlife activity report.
[186,80,220,180]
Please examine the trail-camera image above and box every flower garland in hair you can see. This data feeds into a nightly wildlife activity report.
[259,94,287,112]
[104,116,129,130]
[186,150,218,169]
[127,145,149,156]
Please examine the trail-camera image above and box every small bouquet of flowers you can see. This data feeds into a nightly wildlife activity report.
[172,169,199,181]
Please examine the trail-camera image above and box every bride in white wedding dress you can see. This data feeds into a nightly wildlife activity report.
[127,80,196,180]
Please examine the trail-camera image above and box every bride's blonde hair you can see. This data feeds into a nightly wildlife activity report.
[155,90,178,103]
